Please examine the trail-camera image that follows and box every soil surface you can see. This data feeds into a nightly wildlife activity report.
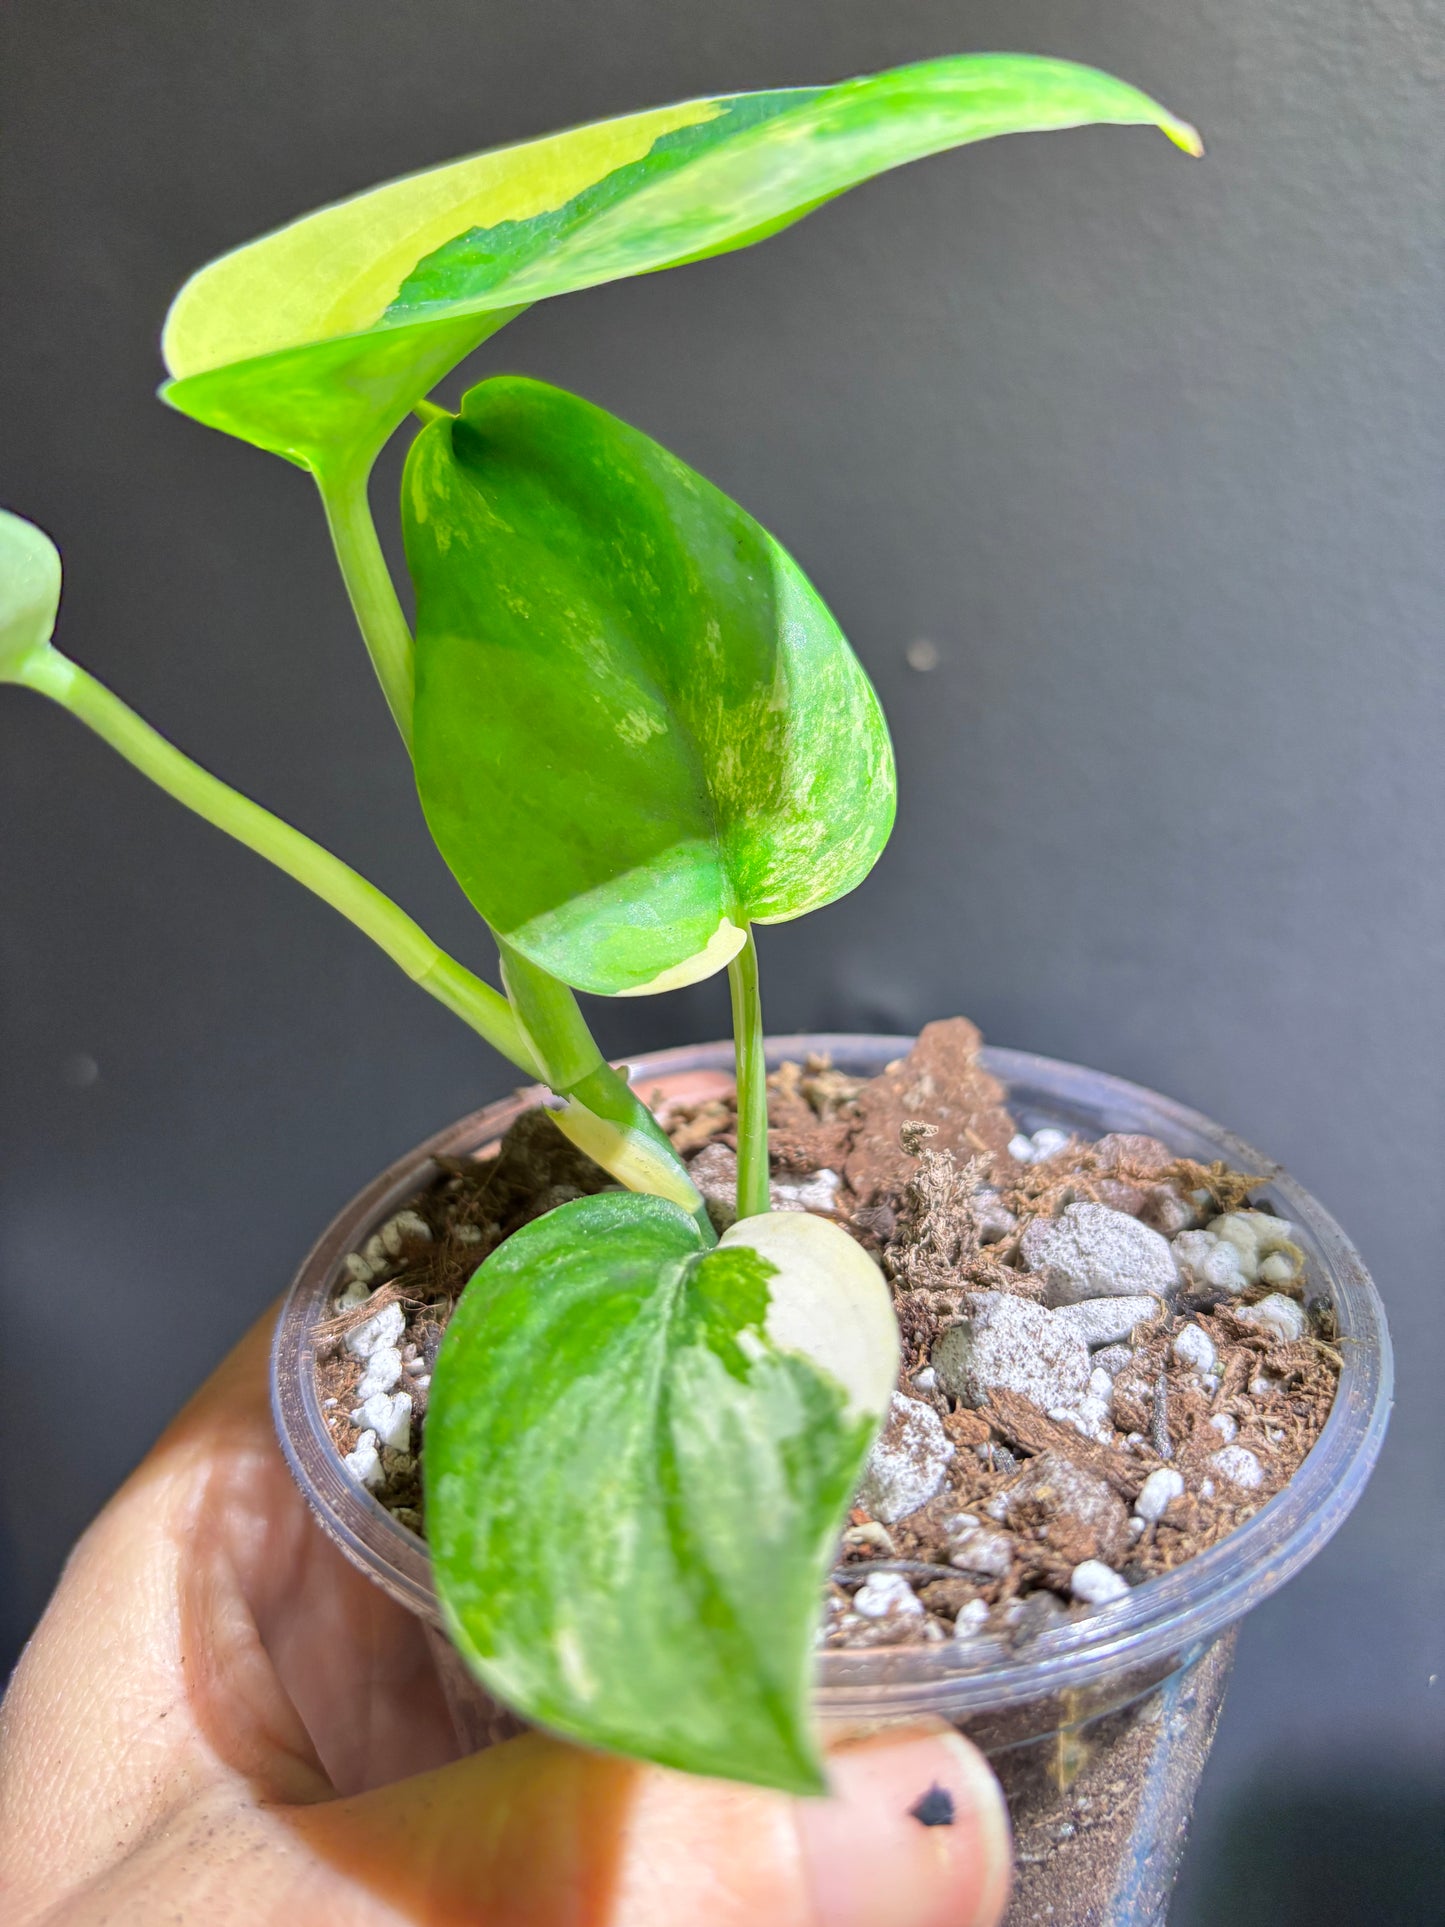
[313,1019,1341,1648]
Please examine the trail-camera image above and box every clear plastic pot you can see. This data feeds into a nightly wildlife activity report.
[272,1037,1391,1926]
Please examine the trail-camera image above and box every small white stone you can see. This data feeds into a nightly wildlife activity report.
[350,1391,413,1450]
[1071,1560,1130,1605]
[455,1223,485,1246]
[1126,1431,1146,1446]
[1172,1230,1250,1294]
[1049,1406,1095,1438]
[857,1392,955,1524]
[770,1168,842,1215]
[362,1232,391,1273]
[1250,1375,1275,1398]
[843,1521,897,1556]
[1235,1294,1308,1345]
[1052,1295,1165,1349]
[1056,1394,1114,1442]
[1088,1367,1115,1401]
[1201,1478,1216,1498]
[1210,1445,1265,1490]
[1203,1244,1250,1291]
[1080,1405,1113,1441]
[911,1366,939,1394]
[355,1345,403,1398]
[946,1521,1013,1579]
[343,1429,383,1488]
[1134,1467,1185,1524]
[852,1572,925,1621]
[413,1373,432,1389]
[322,1396,337,1408]
[1208,1211,1298,1284]
[933,1293,1091,1412]
[1030,1127,1072,1161]
[1173,1324,1218,1373]
[954,1598,992,1638]
[1171,1230,1213,1266]
[1266,1426,1284,1443]
[1008,1132,1038,1163]
[345,1301,405,1358]
[336,1275,371,1309]
[1021,1204,1179,1307]
[1259,1248,1305,1286]
[1128,1516,1146,1539]
[1092,1345,1134,1379]
[380,1210,432,1257]
[1210,1413,1239,1442]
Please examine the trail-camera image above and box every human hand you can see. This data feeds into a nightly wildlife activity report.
[0,1313,1010,1926]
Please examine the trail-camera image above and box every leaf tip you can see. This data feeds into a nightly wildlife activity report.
[1167,116,1206,159]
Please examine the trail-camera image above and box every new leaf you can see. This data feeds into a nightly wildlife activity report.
[160,56,1197,476]
[425,1193,896,1791]
[0,510,62,678]
[406,377,893,995]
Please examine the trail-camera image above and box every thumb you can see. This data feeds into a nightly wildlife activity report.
[294,1721,1011,1927]
[794,1727,1012,1927]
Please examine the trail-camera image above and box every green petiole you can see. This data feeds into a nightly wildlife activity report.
[16,642,711,1223]
[500,939,714,1241]
[14,647,535,1070]
[728,927,769,1221]
[317,458,417,749]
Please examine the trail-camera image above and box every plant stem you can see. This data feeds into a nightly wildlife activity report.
[499,939,715,1241]
[728,927,769,1220]
[17,649,536,1074]
[318,460,416,749]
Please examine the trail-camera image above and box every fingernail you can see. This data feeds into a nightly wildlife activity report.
[796,1725,1011,1927]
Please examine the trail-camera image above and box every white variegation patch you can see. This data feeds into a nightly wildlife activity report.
[721,1211,899,1423]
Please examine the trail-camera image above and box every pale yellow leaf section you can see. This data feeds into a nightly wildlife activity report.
[548,1102,704,1213]
[0,510,62,675]
[611,916,747,996]
[161,97,723,378]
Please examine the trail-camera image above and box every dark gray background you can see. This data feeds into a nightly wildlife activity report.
[2,2,1441,1918]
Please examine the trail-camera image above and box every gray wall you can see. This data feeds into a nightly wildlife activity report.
[2,2,1441,1916]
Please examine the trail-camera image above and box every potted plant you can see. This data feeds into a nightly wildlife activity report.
[1,55,1389,1924]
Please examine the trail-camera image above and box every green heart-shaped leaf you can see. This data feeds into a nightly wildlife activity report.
[160,56,1197,473]
[0,510,62,679]
[406,376,894,995]
[426,1194,896,1791]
